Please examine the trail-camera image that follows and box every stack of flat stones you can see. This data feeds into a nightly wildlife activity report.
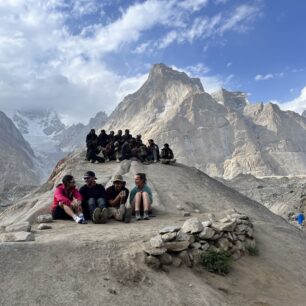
[144,212,256,270]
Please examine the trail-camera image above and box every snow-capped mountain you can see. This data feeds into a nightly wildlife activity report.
[13,109,67,181]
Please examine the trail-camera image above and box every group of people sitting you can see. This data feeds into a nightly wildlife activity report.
[51,172,153,224]
[86,128,176,165]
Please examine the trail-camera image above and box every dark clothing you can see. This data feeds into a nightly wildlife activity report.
[86,146,104,163]
[80,184,108,219]
[147,143,160,161]
[86,132,98,147]
[122,133,132,143]
[161,147,174,159]
[121,142,132,160]
[98,132,109,147]
[52,205,71,220]
[106,185,129,208]
[115,134,123,145]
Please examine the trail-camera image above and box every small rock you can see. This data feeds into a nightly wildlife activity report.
[145,256,160,270]
[216,238,229,251]
[159,226,181,234]
[161,232,177,242]
[201,221,212,227]
[230,213,249,220]
[5,222,31,233]
[159,253,173,266]
[246,227,254,238]
[163,240,190,252]
[212,220,236,232]
[181,218,204,234]
[220,217,230,223]
[36,214,53,223]
[245,238,256,249]
[183,212,191,217]
[208,213,217,222]
[144,247,167,256]
[190,249,205,265]
[38,224,52,230]
[235,224,249,233]
[1,231,34,242]
[237,234,246,241]
[172,257,182,267]
[189,284,193,287]
[231,250,242,260]
[103,276,110,281]
[161,265,170,273]
[208,245,220,252]
[199,227,215,240]
[178,250,192,267]
[176,230,195,243]
[194,209,200,213]
[176,205,184,211]
[107,288,117,295]
[200,243,210,251]
[150,235,164,248]
[191,242,202,249]
[210,232,223,240]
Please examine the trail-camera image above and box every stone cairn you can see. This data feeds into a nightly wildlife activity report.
[144,212,256,270]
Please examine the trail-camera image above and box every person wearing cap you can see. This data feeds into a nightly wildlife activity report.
[160,143,176,165]
[129,173,153,220]
[106,174,131,223]
[51,175,86,224]
[79,171,108,223]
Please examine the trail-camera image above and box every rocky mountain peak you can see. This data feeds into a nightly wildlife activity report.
[147,63,204,93]
[211,88,248,111]
[302,110,306,117]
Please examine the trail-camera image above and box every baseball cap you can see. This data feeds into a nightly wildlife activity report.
[84,171,97,179]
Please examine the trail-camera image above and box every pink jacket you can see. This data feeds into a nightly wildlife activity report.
[51,184,82,212]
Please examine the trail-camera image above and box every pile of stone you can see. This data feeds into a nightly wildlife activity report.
[144,213,256,270]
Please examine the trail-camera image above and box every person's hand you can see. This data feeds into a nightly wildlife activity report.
[71,199,81,209]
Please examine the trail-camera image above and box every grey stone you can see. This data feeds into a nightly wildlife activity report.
[230,213,249,220]
[245,238,256,249]
[183,212,191,217]
[220,217,231,223]
[38,224,52,230]
[161,232,177,242]
[178,250,192,267]
[181,218,203,234]
[237,234,246,241]
[210,232,223,240]
[212,219,237,232]
[176,230,195,243]
[208,213,216,222]
[201,243,210,251]
[36,214,53,223]
[235,224,249,233]
[199,227,215,240]
[1,231,34,242]
[190,249,205,265]
[190,242,202,249]
[176,205,184,211]
[231,250,242,260]
[216,238,229,251]
[163,240,190,252]
[246,227,254,238]
[172,257,182,267]
[201,221,212,227]
[159,253,173,266]
[159,226,181,234]
[194,209,200,213]
[5,222,31,233]
[145,256,160,270]
[144,247,167,256]
[150,235,164,248]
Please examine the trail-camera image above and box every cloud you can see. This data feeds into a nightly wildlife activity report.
[0,0,262,125]
[276,86,306,115]
[255,72,284,81]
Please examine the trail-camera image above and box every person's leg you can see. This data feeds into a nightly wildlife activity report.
[134,192,142,220]
[97,198,107,209]
[88,198,97,216]
[52,205,71,220]
[153,149,158,162]
[59,204,85,223]
[142,192,151,220]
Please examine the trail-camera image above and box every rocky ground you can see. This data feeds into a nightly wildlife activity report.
[1,152,306,306]
[218,174,306,220]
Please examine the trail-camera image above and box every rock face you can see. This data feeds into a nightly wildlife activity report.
[103,63,306,179]
[0,111,39,199]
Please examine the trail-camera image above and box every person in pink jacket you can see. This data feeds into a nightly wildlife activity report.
[51,174,86,224]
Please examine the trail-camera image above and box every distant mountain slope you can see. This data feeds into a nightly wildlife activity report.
[103,63,306,178]
[0,111,39,194]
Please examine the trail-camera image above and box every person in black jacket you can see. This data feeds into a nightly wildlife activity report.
[79,171,108,223]
[160,143,176,164]
[86,129,98,147]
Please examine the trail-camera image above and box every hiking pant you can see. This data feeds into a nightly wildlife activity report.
[88,198,107,216]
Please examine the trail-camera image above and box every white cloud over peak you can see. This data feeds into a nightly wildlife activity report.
[255,72,284,81]
[276,86,306,115]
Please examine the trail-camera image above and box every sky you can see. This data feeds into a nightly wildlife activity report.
[0,0,305,125]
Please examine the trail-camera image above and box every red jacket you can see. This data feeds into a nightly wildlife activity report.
[52,184,82,212]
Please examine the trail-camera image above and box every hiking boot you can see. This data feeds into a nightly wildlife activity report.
[92,208,101,224]
[124,207,132,223]
[135,211,141,221]
[100,208,108,224]
[143,211,150,220]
